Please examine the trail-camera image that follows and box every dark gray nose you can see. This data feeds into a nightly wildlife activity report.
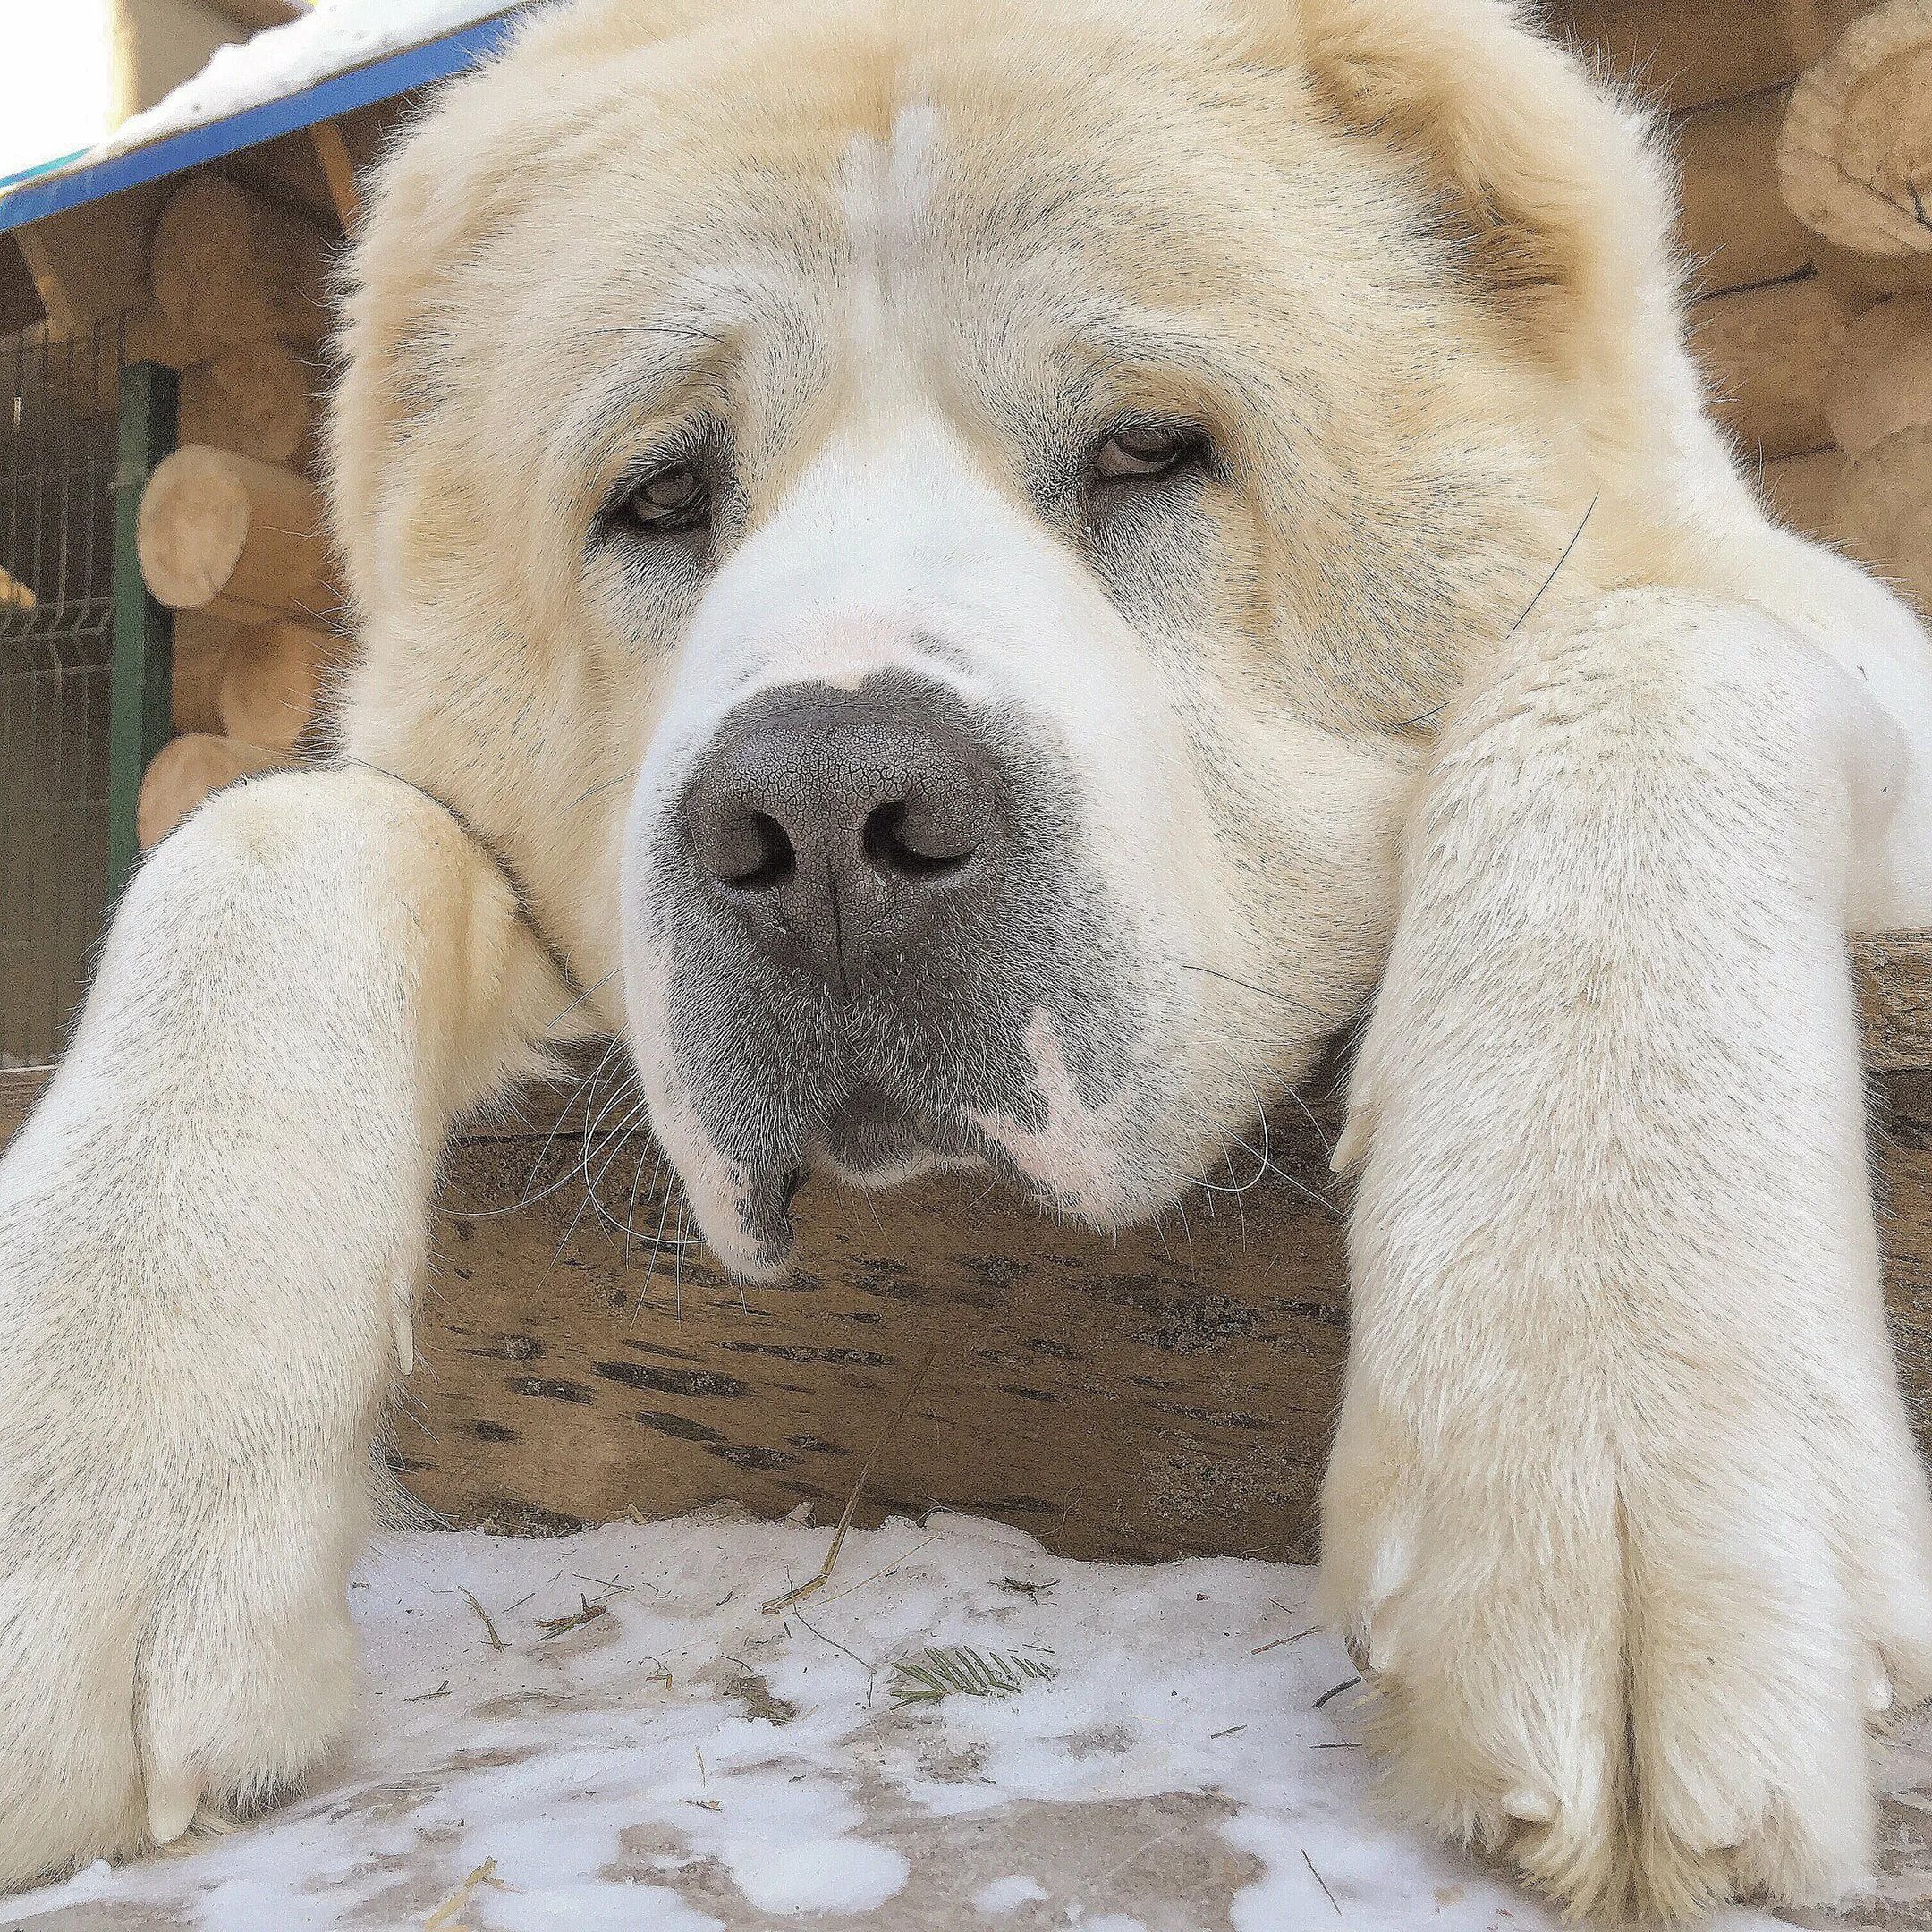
[682,678,1006,994]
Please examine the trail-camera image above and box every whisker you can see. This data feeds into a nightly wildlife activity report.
[1389,493,1599,732]
[547,969,621,1032]
[1176,962,1326,1022]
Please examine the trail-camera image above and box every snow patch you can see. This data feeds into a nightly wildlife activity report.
[974,1873,1048,1914]
[100,0,516,164]
[0,1511,1880,1929]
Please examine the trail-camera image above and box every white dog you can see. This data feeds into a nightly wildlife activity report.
[4,0,1932,1916]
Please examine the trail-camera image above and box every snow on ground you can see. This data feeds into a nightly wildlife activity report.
[98,0,516,163]
[2,1509,1925,1930]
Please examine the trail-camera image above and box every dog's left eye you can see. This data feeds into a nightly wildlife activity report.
[616,462,711,535]
[1094,422,1204,482]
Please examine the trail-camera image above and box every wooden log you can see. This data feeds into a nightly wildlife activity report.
[136,445,329,623]
[1782,0,1881,64]
[150,173,332,348]
[1825,293,1932,454]
[1676,89,1814,293]
[1758,446,1846,536]
[16,183,168,336]
[1691,271,1846,458]
[170,611,237,734]
[64,301,223,417]
[377,936,1932,1558]
[2,938,1928,1560]
[216,619,341,753]
[178,344,314,468]
[135,733,288,850]
[1831,420,1932,608]
[1811,233,1932,317]
[1555,0,1796,112]
[1779,0,1932,257]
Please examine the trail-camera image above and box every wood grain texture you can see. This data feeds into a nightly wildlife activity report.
[1675,88,1814,294]
[1554,0,1798,111]
[1691,271,1847,459]
[136,445,327,621]
[4,944,1928,1563]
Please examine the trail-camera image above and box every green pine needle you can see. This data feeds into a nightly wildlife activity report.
[888,1644,1056,1707]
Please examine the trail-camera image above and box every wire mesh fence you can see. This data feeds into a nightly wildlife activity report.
[0,319,127,1067]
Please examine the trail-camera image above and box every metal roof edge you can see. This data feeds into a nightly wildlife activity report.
[0,11,523,237]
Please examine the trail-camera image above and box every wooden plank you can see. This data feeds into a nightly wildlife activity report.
[393,933,1932,1556]
[15,182,167,336]
[1555,0,1798,112]
[1674,88,1814,293]
[1859,928,1932,1067]
[307,122,361,232]
[1690,271,1846,460]
[0,1069,49,1147]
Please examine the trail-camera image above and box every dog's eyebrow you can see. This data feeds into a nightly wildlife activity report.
[547,322,739,485]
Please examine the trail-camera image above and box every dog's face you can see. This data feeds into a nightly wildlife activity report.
[335,0,1657,1275]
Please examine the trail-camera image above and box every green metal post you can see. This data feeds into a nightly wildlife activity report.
[106,360,177,902]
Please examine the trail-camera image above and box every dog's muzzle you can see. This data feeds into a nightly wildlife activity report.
[637,665,1140,1274]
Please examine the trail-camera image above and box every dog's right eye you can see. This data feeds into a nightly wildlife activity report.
[614,462,711,536]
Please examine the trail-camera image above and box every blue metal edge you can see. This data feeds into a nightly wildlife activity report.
[0,11,525,236]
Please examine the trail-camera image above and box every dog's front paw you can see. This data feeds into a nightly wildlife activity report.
[1321,1380,1932,1920]
[0,1481,362,1890]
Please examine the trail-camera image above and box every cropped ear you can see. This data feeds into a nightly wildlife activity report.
[1231,0,1682,398]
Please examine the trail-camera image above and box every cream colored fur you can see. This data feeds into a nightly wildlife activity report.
[2,0,1930,1917]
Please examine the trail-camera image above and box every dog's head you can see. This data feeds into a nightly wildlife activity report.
[332,0,1685,1275]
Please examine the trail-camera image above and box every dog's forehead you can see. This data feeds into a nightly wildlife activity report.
[477,5,1318,354]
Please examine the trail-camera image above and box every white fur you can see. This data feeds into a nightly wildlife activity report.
[1326,592,1932,1917]
[0,772,557,1889]
[3,0,1932,1913]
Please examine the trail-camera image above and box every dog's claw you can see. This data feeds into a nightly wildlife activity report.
[145,1767,199,1846]
[1504,1788,1555,1826]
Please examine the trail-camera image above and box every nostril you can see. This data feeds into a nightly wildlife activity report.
[710,809,796,891]
[862,800,978,883]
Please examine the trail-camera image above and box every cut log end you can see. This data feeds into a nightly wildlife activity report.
[137,444,327,620]
[135,734,290,850]
[151,173,332,348]
[1780,0,1932,257]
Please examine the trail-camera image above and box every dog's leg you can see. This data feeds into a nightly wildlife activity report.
[0,767,560,1889]
[1322,589,1932,1919]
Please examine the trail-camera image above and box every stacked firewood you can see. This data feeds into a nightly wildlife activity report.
[1775,0,1932,607]
[121,173,343,848]
[1564,0,1932,595]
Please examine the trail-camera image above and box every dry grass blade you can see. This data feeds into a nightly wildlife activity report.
[1302,1847,1342,1915]
[424,1854,498,1930]
[537,1594,610,1640]
[457,1586,506,1652]
[763,1343,939,1614]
